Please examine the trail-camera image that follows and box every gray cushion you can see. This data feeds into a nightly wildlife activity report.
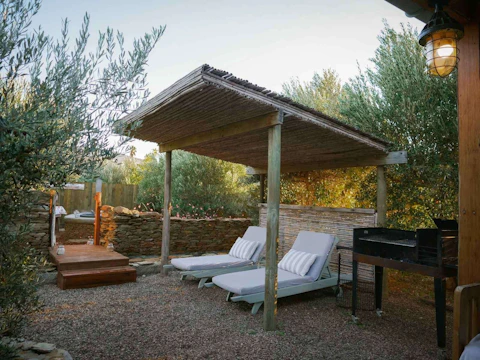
[171,255,252,271]
[212,231,336,295]
[292,231,336,281]
[212,268,314,296]
[460,334,480,360]
[242,226,266,262]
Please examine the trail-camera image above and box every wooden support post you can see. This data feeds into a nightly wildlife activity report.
[376,166,387,227]
[376,165,388,296]
[264,113,282,331]
[458,21,480,287]
[161,151,172,275]
[94,179,102,246]
[259,174,266,203]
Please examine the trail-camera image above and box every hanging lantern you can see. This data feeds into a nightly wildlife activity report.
[418,3,464,77]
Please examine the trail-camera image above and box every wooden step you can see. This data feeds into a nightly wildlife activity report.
[58,266,136,290]
[50,245,129,271]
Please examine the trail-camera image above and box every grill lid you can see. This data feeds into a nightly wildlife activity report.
[432,218,458,230]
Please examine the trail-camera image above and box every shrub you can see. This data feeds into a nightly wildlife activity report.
[137,151,258,219]
[0,0,163,335]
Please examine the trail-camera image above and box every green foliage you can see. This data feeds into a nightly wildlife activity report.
[0,342,18,360]
[81,156,142,185]
[0,225,43,336]
[138,151,257,219]
[280,168,371,209]
[281,68,367,208]
[281,22,458,230]
[282,68,343,118]
[0,0,163,335]
[340,22,458,229]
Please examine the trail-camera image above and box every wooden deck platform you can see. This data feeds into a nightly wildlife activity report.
[49,245,136,290]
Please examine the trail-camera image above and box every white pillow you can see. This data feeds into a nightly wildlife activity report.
[278,249,317,277]
[229,237,259,260]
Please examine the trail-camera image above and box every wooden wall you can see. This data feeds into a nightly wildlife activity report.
[58,183,138,214]
[259,204,376,281]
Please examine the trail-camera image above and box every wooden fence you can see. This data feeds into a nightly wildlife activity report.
[58,182,138,214]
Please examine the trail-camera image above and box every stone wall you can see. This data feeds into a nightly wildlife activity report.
[24,192,51,255]
[259,204,376,281]
[100,205,252,256]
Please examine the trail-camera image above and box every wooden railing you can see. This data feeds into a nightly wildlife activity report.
[454,283,480,359]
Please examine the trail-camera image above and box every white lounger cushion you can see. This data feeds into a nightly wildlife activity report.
[460,334,480,360]
[242,226,267,262]
[278,249,317,276]
[212,268,315,296]
[293,231,336,281]
[171,255,252,271]
[171,226,266,272]
[229,237,259,260]
[212,231,336,294]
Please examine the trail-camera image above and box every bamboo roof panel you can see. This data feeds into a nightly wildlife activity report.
[123,65,394,170]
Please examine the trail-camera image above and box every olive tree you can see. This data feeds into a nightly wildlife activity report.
[281,23,458,229]
[0,0,164,338]
[340,22,458,229]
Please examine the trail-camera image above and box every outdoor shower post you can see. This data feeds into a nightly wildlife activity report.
[94,178,102,246]
[264,111,283,331]
[161,151,172,274]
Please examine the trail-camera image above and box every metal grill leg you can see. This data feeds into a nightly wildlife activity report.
[352,259,359,323]
[375,266,384,317]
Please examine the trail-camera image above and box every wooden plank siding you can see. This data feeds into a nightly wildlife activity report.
[58,183,138,214]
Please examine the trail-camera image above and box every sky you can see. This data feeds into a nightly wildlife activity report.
[33,0,424,158]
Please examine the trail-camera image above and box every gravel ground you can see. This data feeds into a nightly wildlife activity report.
[23,272,452,360]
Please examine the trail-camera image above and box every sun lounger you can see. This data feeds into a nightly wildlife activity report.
[211,231,352,314]
[461,334,480,360]
[170,226,266,288]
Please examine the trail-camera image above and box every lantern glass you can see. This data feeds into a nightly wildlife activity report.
[424,29,459,77]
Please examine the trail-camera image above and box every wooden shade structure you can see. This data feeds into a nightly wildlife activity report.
[123,64,407,330]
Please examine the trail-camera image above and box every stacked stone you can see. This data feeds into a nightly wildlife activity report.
[100,205,252,256]
[100,205,161,255]
[23,191,51,255]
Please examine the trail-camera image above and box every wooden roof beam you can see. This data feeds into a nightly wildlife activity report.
[158,112,281,153]
[246,151,408,174]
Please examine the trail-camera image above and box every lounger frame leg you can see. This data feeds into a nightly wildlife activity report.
[198,278,208,289]
[226,292,233,302]
[251,302,263,315]
[180,274,187,281]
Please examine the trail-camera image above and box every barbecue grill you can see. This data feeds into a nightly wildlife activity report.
[353,219,458,268]
[353,228,416,262]
[351,218,458,352]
